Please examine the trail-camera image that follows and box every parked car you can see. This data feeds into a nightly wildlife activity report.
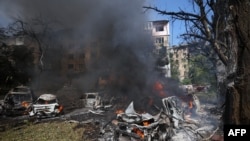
[1,85,35,116]
[81,92,101,108]
[29,94,64,118]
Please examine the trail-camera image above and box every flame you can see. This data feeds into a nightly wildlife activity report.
[58,105,64,112]
[143,121,150,126]
[115,109,124,114]
[153,81,163,91]
[132,128,144,138]
[153,81,167,97]
[188,101,193,109]
[21,101,29,108]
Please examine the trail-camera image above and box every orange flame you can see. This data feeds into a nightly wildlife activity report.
[143,121,150,126]
[188,101,193,109]
[153,81,163,91]
[58,105,64,112]
[115,109,124,114]
[21,101,29,108]
[153,81,167,97]
[132,128,144,138]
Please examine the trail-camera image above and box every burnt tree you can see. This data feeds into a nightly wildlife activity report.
[224,0,250,124]
[144,0,233,105]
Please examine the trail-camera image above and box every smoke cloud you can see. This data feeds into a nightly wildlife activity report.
[0,0,183,110]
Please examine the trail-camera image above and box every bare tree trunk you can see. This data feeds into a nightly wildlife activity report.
[224,0,250,124]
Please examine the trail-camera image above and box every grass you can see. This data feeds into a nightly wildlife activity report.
[0,120,85,141]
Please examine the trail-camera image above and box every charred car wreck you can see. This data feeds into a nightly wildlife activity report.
[0,86,35,116]
[98,95,217,141]
[28,94,64,118]
[108,97,182,141]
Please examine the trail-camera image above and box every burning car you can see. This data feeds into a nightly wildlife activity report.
[28,94,64,118]
[0,85,35,116]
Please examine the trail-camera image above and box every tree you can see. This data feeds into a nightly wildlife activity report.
[7,17,56,72]
[144,0,250,124]
[6,17,65,90]
[144,0,234,104]
[224,0,250,124]
[188,54,216,86]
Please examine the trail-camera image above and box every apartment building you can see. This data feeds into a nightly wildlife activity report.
[169,45,189,81]
[145,20,171,77]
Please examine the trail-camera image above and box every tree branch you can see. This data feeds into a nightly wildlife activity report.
[143,6,201,20]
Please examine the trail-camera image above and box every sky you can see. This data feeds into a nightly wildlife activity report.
[146,0,193,46]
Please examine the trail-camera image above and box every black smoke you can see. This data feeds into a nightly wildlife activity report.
[0,0,184,111]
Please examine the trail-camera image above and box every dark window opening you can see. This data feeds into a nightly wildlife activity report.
[155,37,164,44]
[156,25,164,32]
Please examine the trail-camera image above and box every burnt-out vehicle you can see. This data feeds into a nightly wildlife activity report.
[0,86,35,116]
[82,92,101,108]
[28,94,64,118]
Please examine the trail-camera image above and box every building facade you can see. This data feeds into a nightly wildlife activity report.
[145,20,171,77]
[169,45,189,81]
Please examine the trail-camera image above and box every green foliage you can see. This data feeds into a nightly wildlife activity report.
[169,53,180,81]
[181,77,192,85]
[188,54,215,86]
[170,50,216,88]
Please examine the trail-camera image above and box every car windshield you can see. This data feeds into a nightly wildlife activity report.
[36,98,57,104]
[87,95,97,99]
[13,87,29,92]
[12,94,32,102]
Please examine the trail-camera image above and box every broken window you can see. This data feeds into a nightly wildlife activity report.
[155,25,164,32]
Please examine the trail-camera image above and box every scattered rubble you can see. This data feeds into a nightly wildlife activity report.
[96,96,223,141]
[1,91,224,141]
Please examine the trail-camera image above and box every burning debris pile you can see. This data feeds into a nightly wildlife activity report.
[96,95,221,141]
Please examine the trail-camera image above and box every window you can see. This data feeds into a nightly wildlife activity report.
[155,37,164,44]
[155,25,164,32]
[148,22,152,29]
